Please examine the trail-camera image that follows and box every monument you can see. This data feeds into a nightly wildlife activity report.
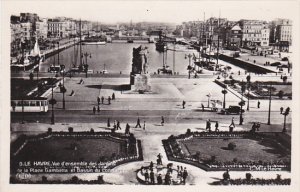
[130,45,151,93]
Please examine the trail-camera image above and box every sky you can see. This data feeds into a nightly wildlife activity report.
[3,0,298,24]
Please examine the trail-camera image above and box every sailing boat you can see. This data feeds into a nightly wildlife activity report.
[11,38,43,71]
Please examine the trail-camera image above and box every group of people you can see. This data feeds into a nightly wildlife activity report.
[92,93,116,114]
[205,117,236,132]
[140,154,189,185]
[206,119,219,132]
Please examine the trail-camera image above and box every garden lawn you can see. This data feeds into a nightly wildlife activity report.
[14,137,127,162]
[180,138,290,162]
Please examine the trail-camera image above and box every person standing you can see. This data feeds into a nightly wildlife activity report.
[182,168,188,184]
[107,118,111,127]
[229,117,235,132]
[206,119,211,132]
[182,100,186,109]
[215,121,219,132]
[108,96,111,105]
[157,153,163,165]
[97,105,100,112]
[101,96,104,104]
[135,117,142,128]
[93,106,96,114]
[164,172,171,185]
[143,121,146,130]
[157,174,163,185]
[280,107,284,114]
[144,170,149,182]
[150,170,155,184]
[257,100,260,108]
[112,92,115,100]
[97,96,100,106]
[161,116,164,126]
[125,123,130,135]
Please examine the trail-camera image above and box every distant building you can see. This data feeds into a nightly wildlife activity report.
[269,19,292,51]
[238,20,266,47]
[260,27,270,47]
[47,19,67,38]
[36,18,48,39]
[226,24,242,48]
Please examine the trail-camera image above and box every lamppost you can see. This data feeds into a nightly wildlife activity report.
[282,107,290,133]
[49,83,57,124]
[246,75,251,111]
[83,52,91,78]
[185,53,193,79]
[239,81,246,125]
[222,89,228,109]
[267,83,272,125]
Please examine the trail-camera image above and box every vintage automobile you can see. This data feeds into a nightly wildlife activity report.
[220,105,244,115]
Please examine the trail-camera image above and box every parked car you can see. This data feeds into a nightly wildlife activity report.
[270,62,281,66]
[220,105,244,115]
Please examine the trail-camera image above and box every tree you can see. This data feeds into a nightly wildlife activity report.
[282,76,288,84]
[221,89,228,108]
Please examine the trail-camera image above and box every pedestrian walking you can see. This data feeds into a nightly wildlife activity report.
[135,117,142,128]
[93,106,96,114]
[182,168,188,184]
[201,103,205,111]
[117,120,121,130]
[150,170,155,184]
[112,93,115,100]
[206,119,211,132]
[161,116,164,126]
[108,96,111,104]
[182,100,186,109]
[257,100,260,108]
[157,174,163,185]
[280,107,284,114]
[215,121,219,132]
[143,121,146,130]
[101,96,104,104]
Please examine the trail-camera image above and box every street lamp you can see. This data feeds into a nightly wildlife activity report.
[49,82,57,124]
[185,53,193,79]
[282,107,290,133]
[83,52,91,78]
[267,83,272,125]
[221,89,228,109]
[239,81,246,125]
[246,75,251,111]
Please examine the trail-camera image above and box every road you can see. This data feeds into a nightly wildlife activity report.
[11,109,291,126]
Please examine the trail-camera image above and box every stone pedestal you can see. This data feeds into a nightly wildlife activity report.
[132,74,151,93]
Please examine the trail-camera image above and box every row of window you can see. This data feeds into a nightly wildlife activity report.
[11,100,48,107]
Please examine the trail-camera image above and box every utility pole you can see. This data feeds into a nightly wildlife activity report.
[173,42,175,75]
[267,83,272,125]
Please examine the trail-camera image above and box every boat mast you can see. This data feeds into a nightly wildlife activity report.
[79,19,82,68]
[217,11,220,65]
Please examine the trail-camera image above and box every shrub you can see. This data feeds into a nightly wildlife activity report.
[278,90,284,99]
[228,142,237,150]
[246,173,252,181]
[68,127,73,133]
[186,129,191,135]
[47,128,52,133]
